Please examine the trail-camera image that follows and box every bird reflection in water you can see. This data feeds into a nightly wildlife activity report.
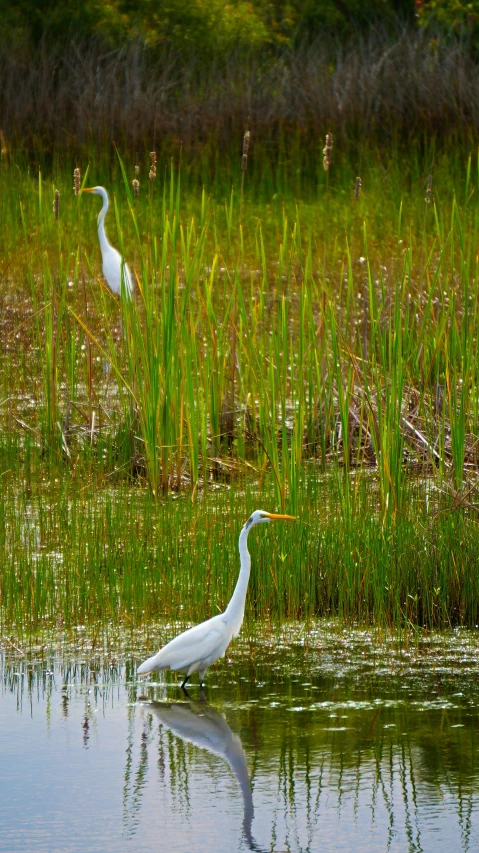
[142,695,284,853]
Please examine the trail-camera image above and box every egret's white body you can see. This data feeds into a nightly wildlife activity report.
[138,510,295,686]
[83,186,132,298]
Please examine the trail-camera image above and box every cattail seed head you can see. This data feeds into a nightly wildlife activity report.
[323,132,333,171]
[149,151,157,181]
[135,164,140,176]
[241,129,251,171]
[53,189,60,219]
[354,176,362,200]
[132,178,139,198]
[425,174,433,204]
[0,129,8,163]
[73,167,81,196]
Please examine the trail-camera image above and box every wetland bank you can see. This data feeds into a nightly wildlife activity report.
[3,5,479,848]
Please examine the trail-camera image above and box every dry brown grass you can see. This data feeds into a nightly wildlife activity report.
[1,29,478,157]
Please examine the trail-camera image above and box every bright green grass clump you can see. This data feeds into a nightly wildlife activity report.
[0,473,478,636]
[1,146,479,632]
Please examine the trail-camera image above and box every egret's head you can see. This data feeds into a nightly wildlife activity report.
[246,510,296,529]
[82,186,109,218]
[83,187,102,195]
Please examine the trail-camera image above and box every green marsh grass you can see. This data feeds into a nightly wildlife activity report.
[1,471,479,638]
[2,149,479,632]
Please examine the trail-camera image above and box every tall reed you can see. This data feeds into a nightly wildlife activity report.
[2,149,479,632]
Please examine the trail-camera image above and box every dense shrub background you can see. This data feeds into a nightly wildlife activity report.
[1,1,478,161]
[1,1,462,52]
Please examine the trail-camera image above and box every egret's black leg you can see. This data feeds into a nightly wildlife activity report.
[180,675,190,690]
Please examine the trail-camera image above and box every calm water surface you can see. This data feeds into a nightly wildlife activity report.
[1,623,479,852]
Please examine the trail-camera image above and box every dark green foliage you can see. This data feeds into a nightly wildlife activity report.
[418,1,479,35]
[0,0,421,51]
[3,0,108,44]
[284,0,414,42]
[4,0,475,61]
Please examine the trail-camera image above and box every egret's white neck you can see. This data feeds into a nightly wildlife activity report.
[97,196,111,255]
[224,522,252,636]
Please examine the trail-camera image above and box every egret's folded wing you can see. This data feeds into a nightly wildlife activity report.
[153,619,228,671]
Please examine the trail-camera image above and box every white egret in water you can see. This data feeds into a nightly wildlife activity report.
[138,510,295,687]
[83,186,132,298]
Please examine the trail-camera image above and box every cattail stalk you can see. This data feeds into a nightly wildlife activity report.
[236,125,251,444]
[149,151,157,182]
[323,132,333,171]
[240,127,250,223]
[425,174,432,204]
[73,167,81,196]
[132,169,140,270]
[354,176,362,201]
[74,166,93,425]
[421,174,433,293]
[49,188,60,432]
[241,130,250,171]
[322,132,333,273]
[149,151,157,217]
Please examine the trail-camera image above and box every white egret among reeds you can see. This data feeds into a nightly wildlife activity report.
[83,186,132,298]
[138,510,295,687]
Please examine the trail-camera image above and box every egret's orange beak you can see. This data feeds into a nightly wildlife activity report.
[264,513,296,520]
[82,188,94,193]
